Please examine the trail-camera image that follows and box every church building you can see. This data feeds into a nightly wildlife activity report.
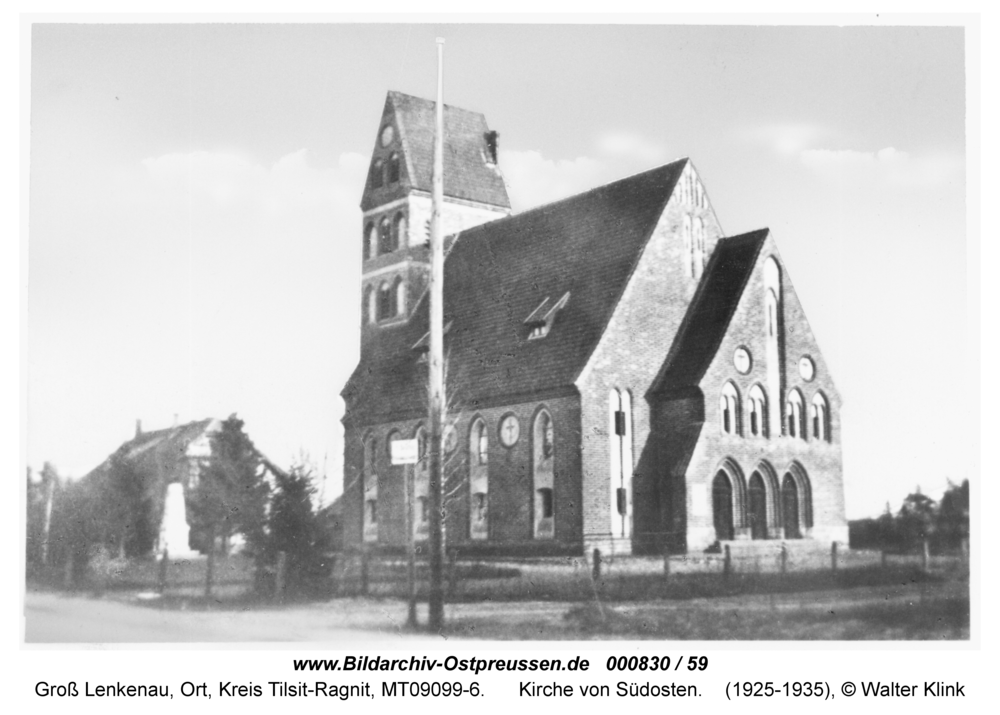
[341,91,848,556]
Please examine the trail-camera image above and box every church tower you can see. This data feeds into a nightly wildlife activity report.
[359,91,511,340]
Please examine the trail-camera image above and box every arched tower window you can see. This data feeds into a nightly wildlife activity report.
[387,153,400,184]
[532,409,555,539]
[720,382,741,436]
[748,384,768,438]
[786,389,805,439]
[377,282,393,321]
[469,418,489,540]
[811,392,830,442]
[378,216,392,254]
[371,159,384,190]
[363,222,375,260]
[393,212,407,249]
[394,277,406,317]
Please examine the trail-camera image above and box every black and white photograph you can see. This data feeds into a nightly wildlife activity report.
[22,18,975,650]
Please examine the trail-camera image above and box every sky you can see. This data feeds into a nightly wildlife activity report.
[26,22,970,518]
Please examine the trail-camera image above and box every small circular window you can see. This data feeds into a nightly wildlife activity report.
[380,125,395,147]
[799,356,815,381]
[733,347,752,374]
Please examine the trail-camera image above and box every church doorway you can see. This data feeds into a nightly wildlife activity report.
[748,472,768,540]
[782,473,801,539]
[712,471,734,541]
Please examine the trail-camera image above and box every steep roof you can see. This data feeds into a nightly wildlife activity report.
[83,419,217,482]
[650,229,769,397]
[343,160,687,425]
[386,91,510,209]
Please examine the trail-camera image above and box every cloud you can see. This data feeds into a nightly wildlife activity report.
[799,146,963,188]
[498,149,606,212]
[596,132,669,164]
[742,123,828,156]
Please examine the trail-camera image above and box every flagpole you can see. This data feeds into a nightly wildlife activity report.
[427,37,446,632]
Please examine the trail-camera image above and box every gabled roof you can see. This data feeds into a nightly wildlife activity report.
[367,91,510,210]
[650,229,770,397]
[83,419,217,482]
[343,160,687,425]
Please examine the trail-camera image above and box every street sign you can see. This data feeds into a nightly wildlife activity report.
[391,439,419,465]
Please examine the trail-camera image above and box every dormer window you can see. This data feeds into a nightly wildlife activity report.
[525,292,570,340]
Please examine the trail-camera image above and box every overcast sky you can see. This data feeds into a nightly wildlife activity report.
[27,22,969,518]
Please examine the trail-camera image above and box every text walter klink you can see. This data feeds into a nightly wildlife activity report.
[859,681,966,697]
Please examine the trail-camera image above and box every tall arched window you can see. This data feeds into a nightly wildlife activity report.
[363,222,374,260]
[362,435,378,542]
[378,216,392,254]
[786,389,805,439]
[608,388,633,538]
[469,418,489,540]
[720,382,741,436]
[763,257,782,437]
[387,153,400,184]
[693,215,705,277]
[811,392,830,442]
[377,282,393,321]
[532,409,555,539]
[371,159,384,189]
[748,384,768,438]
[683,214,694,278]
[393,212,407,249]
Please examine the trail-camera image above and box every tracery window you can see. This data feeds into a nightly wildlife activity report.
[811,392,830,442]
[748,384,768,438]
[786,389,806,439]
[720,382,741,436]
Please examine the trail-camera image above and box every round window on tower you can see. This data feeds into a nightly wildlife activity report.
[380,125,395,147]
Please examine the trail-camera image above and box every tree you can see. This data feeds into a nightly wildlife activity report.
[935,479,969,552]
[264,460,327,598]
[187,414,269,596]
[896,488,937,551]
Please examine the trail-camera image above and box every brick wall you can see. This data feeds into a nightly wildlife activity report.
[678,231,847,552]
[576,163,723,555]
[342,393,582,553]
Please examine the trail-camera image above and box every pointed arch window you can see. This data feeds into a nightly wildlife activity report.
[811,392,830,442]
[362,434,378,542]
[377,282,394,321]
[748,384,768,438]
[532,409,555,539]
[720,382,741,436]
[387,153,400,184]
[608,388,633,538]
[378,216,392,254]
[363,222,375,260]
[367,286,377,325]
[394,277,406,317]
[371,159,384,189]
[393,212,407,250]
[469,418,489,540]
[786,389,805,439]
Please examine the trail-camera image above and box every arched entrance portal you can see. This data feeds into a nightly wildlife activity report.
[782,473,801,539]
[748,472,768,540]
[712,471,734,541]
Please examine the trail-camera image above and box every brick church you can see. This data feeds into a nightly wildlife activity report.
[341,91,848,556]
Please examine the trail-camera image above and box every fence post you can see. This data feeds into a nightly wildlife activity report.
[663,551,671,579]
[723,544,731,579]
[921,538,930,573]
[780,544,788,575]
[592,548,602,581]
[275,551,287,602]
[830,541,838,572]
[158,550,169,594]
[63,554,74,589]
[881,549,888,569]
[360,548,369,596]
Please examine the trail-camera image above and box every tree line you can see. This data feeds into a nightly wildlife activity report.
[849,480,969,554]
[25,415,338,599]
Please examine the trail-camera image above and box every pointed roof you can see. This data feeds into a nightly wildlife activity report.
[361,91,510,211]
[343,160,687,425]
[650,229,770,397]
[83,419,218,482]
